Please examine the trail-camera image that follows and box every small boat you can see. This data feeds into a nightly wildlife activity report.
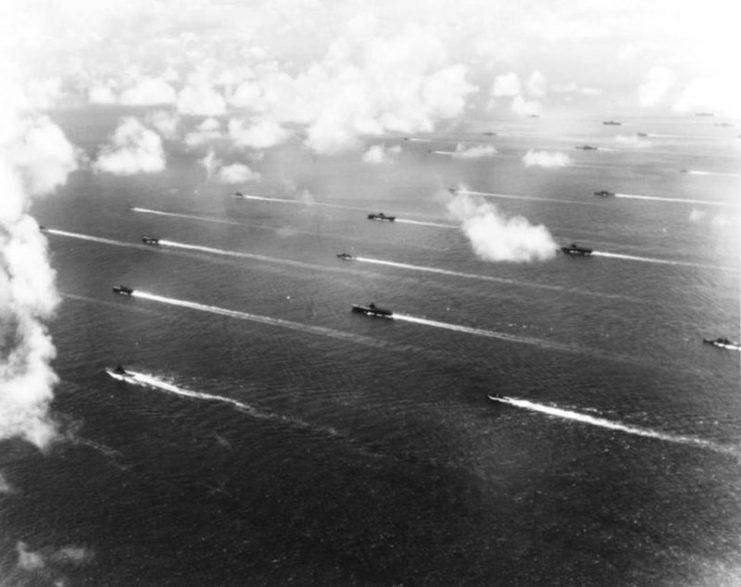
[351,303,393,318]
[703,337,741,350]
[575,145,598,150]
[603,120,622,125]
[482,131,498,136]
[367,212,396,222]
[336,252,354,260]
[112,285,134,296]
[560,243,593,256]
[233,191,245,199]
[593,190,615,198]
[105,364,135,382]
[448,187,459,194]
[142,236,160,245]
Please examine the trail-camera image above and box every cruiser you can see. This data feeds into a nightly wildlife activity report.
[351,303,393,318]
[367,212,395,222]
[112,285,134,296]
[560,243,593,256]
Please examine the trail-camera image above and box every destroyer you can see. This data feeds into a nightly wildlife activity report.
[112,285,134,296]
[142,236,160,245]
[367,212,395,222]
[352,303,393,318]
[703,337,740,350]
[336,252,354,260]
[560,243,593,256]
[593,190,615,198]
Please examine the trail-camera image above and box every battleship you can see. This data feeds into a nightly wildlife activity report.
[351,303,393,318]
[112,285,134,296]
[703,337,741,350]
[142,236,160,245]
[367,212,396,222]
[560,243,593,256]
[593,190,615,198]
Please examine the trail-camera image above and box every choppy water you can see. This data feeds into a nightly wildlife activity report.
[1,111,740,586]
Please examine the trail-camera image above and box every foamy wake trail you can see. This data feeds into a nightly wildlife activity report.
[592,251,734,270]
[488,395,733,455]
[131,207,245,227]
[405,137,431,143]
[45,228,131,247]
[232,194,369,212]
[455,189,589,206]
[355,256,638,302]
[129,291,389,351]
[394,218,457,229]
[430,150,456,156]
[615,193,740,207]
[687,170,741,178]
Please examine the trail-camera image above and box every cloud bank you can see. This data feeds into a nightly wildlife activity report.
[447,193,557,262]
[362,144,401,164]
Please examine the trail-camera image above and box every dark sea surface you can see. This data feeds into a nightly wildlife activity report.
[1,110,740,585]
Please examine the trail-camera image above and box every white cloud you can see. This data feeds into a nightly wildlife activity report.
[176,83,227,116]
[639,66,676,107]
[148,109,180,140]
[93,117,165,175]
[199,149,220,178]
[511,95,542,116]
[217,162,260,184]
[615,134,651,147]
[452,143,498,159]
[229,79,263,109]
[447,193,557,262]
[88,83,117,105]
[228,118,291,149]
[522,149,572,167]
[120,76,177,106]
[526,71,547,97]
[25,78,65,110]
[492,72,521,97]
[184,117,223,146]
[673,76,741,117]
[0,471,14,494]
[362,144,401,164]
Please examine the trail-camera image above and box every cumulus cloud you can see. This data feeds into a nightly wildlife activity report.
[176,83,227,116]
[522,149,573,167]
[526,71,547,97]
[217,162,260,184]
[25,77,65,110]
[452,143,498,159]
[184,117,223,147]
[639,66,676,107]
[673,76,741,117]
[447,193,557,262]
[228,118,291,149]
[148,109,180,140]
[1,108,77,452]
[120,76,177,106]
[511,95,543,116]
[88,83,117,105]
[362,144,401,164]
[93,117,165,175]
[492,73,521,97]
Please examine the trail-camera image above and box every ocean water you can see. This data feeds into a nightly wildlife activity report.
[1,110,740,586]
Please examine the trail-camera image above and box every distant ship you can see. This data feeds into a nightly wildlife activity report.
[482,131,498,136]
[367,212,395,222]
[575,145,598,150]
[603,120,622,125]
[703,337,741,350]
[105,364,135,382]
[39,225,47,232]
[715,122,734,128]
[560,243,593,256]
[112,285,134,296]
[142,236,160,245]
[636,132,648,138]
[336,252,354,260]
[593,190,615,198]
[351,303,393,318]
[695,112,714,117]
[233,191,246,198]
[448,187,459,194]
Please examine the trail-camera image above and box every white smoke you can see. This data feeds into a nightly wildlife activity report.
[93,117,165,175]
[447,193,557,262]
[0,471,14,494]
[452,144,498,159]
[1,81,79,449]
[522,149,573,168]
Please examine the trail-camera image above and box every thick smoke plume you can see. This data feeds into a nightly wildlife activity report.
[522,150,572,168]
[1,101,79,449]
[447,193,557,262]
